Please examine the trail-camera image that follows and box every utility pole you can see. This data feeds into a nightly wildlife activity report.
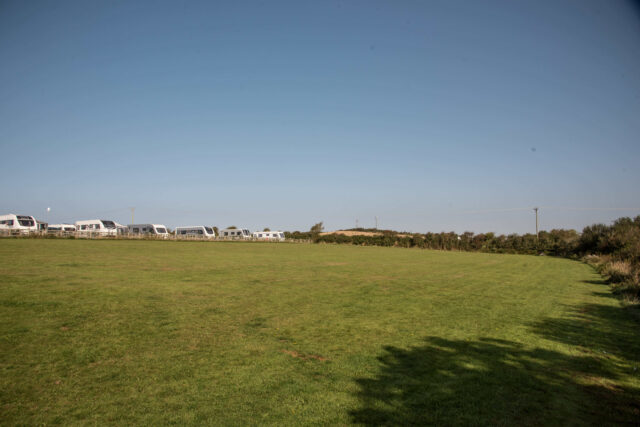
[375,216,378,229]
[533,207,539,240]
[130,207,135,225]
[356,218,359,229]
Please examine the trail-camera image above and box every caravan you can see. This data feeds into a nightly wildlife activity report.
[75,219,118,236]
[219,228,251,240]
[0,214,38,234]
[128,224,169,238]
[252,231,285,241]
[174,226,216,239]
[48,224,76,235]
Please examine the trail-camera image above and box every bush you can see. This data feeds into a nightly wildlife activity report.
[602,261,633,284]
[610,267,640,303]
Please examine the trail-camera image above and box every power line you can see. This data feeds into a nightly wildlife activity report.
[462,208,532,214]
[541,207,640,212]
[462,206,640,215]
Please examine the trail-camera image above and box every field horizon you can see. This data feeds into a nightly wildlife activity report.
[1,239,638,424]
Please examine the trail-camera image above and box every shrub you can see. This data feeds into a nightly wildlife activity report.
[583,254,606,268]
[602,261,633,284]
[609,266,640,303]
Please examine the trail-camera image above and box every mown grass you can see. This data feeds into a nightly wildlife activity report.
[0,239,638,425]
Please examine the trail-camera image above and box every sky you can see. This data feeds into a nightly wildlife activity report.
[1,0,639,234]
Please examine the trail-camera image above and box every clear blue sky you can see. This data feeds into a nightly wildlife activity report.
[1,0,639,234]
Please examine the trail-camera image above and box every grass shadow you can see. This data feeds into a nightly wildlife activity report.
[530,303,640,365]
[582,279,609,286]
[591,291,616,298]
[350,336,639,425]
[351,317,640,426]
[351,280,640,424]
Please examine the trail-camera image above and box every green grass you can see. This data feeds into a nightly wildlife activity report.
[0,239,638,425]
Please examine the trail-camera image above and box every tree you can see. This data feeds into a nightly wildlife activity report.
[227,226,237,229]
[310,222,324,242]
[263,228,270,232]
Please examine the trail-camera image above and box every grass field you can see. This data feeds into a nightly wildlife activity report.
[1,239,639,425]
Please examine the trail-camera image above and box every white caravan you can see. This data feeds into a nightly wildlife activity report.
[174,226,216,239]
[75,219,118,236]
[252,231,285,241]
[0,214,38,234]
[48,224,76,234]
[219,228,251,239]
[128,224,169,238]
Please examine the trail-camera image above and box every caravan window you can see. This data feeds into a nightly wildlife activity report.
[133,228,139,233]
[156,228,166,234]
[17,216,34,226]
[279,233,284,238]
[205,227,213,234]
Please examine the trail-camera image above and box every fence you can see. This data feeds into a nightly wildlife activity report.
[0,229,307,243]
